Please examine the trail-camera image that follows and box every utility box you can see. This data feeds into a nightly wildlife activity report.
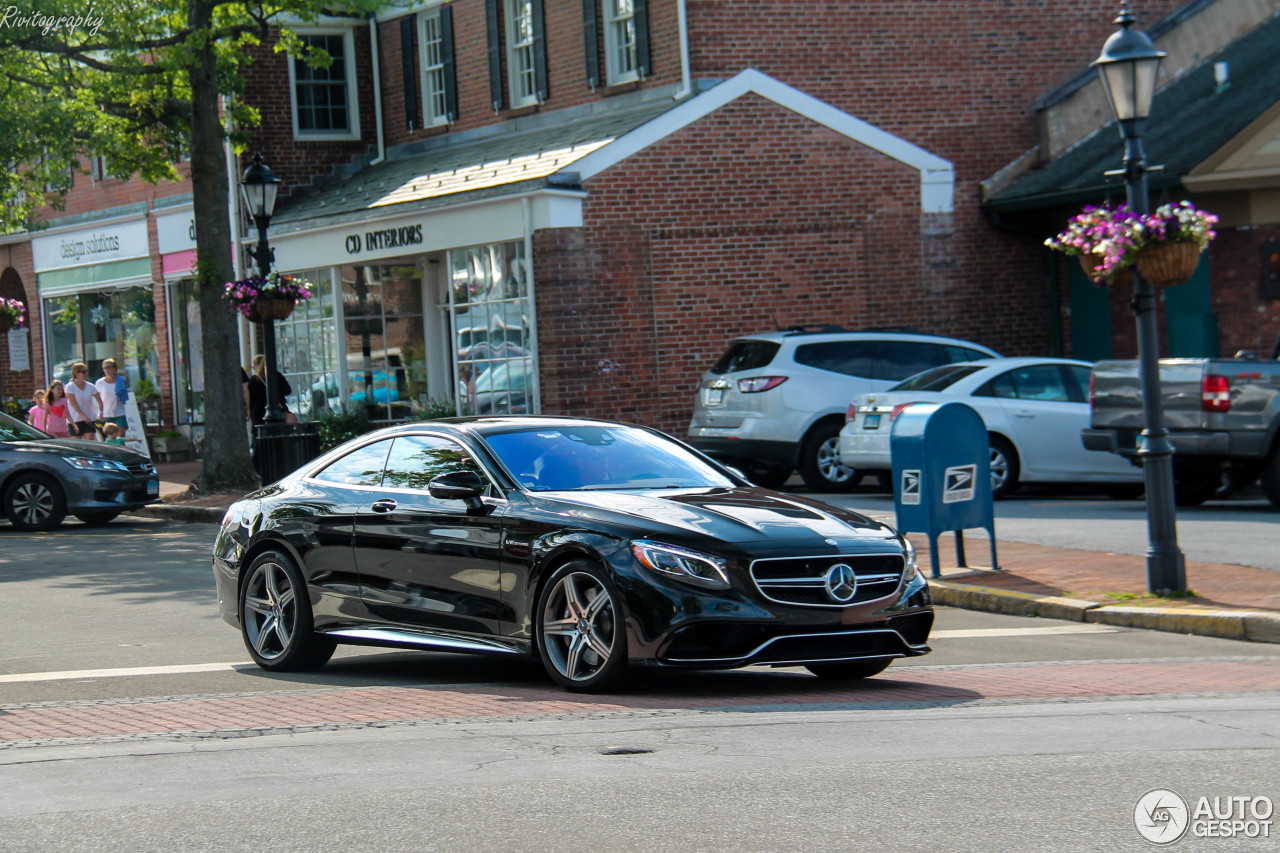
[890,401,997,578]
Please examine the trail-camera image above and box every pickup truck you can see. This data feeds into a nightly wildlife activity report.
[1082,357,1280,508]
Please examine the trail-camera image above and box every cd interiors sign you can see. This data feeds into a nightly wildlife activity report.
[343,224,424,256]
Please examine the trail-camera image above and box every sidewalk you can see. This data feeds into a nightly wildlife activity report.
[145,460,1280,644]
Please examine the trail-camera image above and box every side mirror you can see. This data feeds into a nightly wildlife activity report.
[428,470,487,507]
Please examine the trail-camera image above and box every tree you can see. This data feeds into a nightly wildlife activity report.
[0,0,380,492]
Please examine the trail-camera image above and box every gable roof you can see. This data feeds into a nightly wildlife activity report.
[985,12,1280,212]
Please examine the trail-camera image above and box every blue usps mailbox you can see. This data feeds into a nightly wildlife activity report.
[890,401,998,578]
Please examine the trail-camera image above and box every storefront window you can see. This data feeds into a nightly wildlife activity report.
[42,287,162,424]
[274,267,340,419]
[168,278,204,425]
[449,242,534,416]
[339,261,430,423]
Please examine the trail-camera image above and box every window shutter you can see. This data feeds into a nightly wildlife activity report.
[486,0,504,111]
[582,0,600,89]
[532,0,549,102]
[441,5,459,121]
[401,18,418,130]
[635,0,651,78]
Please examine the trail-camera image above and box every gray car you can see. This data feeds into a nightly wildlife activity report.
[0,412,158,531]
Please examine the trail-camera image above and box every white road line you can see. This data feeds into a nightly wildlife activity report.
[932,625,1122,639]
[0,662,250,684]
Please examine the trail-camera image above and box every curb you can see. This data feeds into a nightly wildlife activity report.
[930,580,1280,644]
[132,504,227,524]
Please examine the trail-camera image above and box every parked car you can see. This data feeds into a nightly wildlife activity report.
[687,326,999,491]
[212,416,933,693]
[0,411,158,531]
[837,357,1144,498]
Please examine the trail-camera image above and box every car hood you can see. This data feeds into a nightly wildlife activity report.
[7,438,149,463]
[526,487,897,546]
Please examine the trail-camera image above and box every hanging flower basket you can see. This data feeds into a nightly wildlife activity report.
[0,297,26,332]
[1047,201,1217,288]
[223,272,314,322]
[1136,240,1202,287]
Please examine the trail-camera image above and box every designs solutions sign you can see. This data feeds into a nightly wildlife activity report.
[32,219,149,272]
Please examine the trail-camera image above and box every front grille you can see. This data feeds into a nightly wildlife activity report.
[750,553,905,607]
[123,460,156,476]
[889,611,934,646]
[750,630,908,664]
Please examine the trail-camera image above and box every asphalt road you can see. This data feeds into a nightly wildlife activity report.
[1,518,1278,852]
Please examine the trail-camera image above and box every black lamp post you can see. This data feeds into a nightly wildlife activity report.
[240,152,288,483]
[1092,5,1186,593]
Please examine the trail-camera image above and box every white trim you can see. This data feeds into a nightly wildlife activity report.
[375,2,443,24]
[288,27,362,142]
[505,0,539,109]
[564,68,956,214]
[604,0,640,86]
[417,9,451,128]
[25,210,148,239]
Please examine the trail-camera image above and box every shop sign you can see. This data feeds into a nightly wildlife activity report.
[156,209,197,255]
[32,219,148,272]
[342,224,424,256]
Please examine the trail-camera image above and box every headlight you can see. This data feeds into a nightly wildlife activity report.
[631,540,731,590]
[62,456,127,472]
[902,536,918,575]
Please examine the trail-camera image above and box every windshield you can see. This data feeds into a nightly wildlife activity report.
[888,363,986,392]
[483,425,737,491]
[0,411,50,442]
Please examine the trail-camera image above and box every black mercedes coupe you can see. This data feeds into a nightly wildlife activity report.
[213,416,932,692]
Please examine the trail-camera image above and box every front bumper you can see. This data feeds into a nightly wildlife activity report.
[66,470,160,513]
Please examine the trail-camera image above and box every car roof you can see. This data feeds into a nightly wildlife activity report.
[730,328,1000,352]
[362,414,634,440]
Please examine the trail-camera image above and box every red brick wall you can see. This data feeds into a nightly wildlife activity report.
[1210,225,1280,357]
[0,248,38,406]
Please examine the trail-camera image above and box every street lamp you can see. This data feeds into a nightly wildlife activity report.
[1092,5,1186,593]
[240,152,285,428]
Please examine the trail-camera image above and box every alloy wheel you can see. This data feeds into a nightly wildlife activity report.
[242,559,298,661]
[989,446,1009,492]
[10,480,55,527]
[817,436,855,485]
[540,571,617,683]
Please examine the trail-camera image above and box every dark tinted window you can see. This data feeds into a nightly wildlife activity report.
[1066,365,1091,402]
[943,345,995,363]
[793,341,877,376]
[382,435,486,492]
[974,373,1017,399]
[889,364,985,392]
[873,341,945,381]
[313,439,392,486]
[709,341,780,375]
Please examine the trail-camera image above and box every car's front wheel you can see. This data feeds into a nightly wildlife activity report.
[535,560,628,693]
[798,422,861,492]
[3,473,67,531]
[805,658,892,679]
[238,549,336,671]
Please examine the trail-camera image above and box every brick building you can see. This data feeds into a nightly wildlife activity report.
[3,0,1277,448]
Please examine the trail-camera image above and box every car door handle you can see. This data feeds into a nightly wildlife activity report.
[371,499,398,513]
[1014,411,1035,418]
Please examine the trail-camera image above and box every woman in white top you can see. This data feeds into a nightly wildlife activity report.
[65,362,103,440]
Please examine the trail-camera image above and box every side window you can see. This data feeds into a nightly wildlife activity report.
[974,373,1017,399]
[1066,365,1092,402]
[313,439,393,486]
[943,345,992,364]
[873,341,945,381]
[793,341,877,377]
[381,435,487,492]
[1008,365,1071,402]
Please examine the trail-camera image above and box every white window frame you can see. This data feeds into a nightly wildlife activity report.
[505,0,538,108]
[418,10,450,127]
[89,154,109,182]
[288,27,362,142]
[604,0,639,85]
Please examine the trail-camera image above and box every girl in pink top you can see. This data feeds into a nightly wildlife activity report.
[27,389,49,432]
[44,381,72,438]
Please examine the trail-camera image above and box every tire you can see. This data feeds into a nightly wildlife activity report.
[3,473,67,532]
[1173,466,1219,507]
[798,421,862,492]
[747,464,792,490]
[1263,447,1280,509]
[988,436,1020,499]
[805,658,893,680]
[75,511,121,526]
[535,560,628,693]
[238,549,336,671]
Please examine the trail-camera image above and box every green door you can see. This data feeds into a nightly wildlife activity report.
[1069,258,1113,361]
[1163,253,1218,357]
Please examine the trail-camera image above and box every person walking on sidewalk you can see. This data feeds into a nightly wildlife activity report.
[26,389,49,432]
[95,358,129,435]
[43,380,72,438]
[66,362,103,440]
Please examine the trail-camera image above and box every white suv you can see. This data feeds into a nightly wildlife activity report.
[687,326,999,491]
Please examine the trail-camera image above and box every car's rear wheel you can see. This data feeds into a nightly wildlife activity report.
[805,658,893,680]
[988,436,1020,499]
[535,561,628,693]
[238,549,336,671]
[3,473,67,532]
[75,511,121,526]
[798,422,861,492]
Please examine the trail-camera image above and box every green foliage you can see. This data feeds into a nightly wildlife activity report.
[133,377,159,401]
[316,404,372,452]
[418,398,457,421]
[1,396,33,420]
